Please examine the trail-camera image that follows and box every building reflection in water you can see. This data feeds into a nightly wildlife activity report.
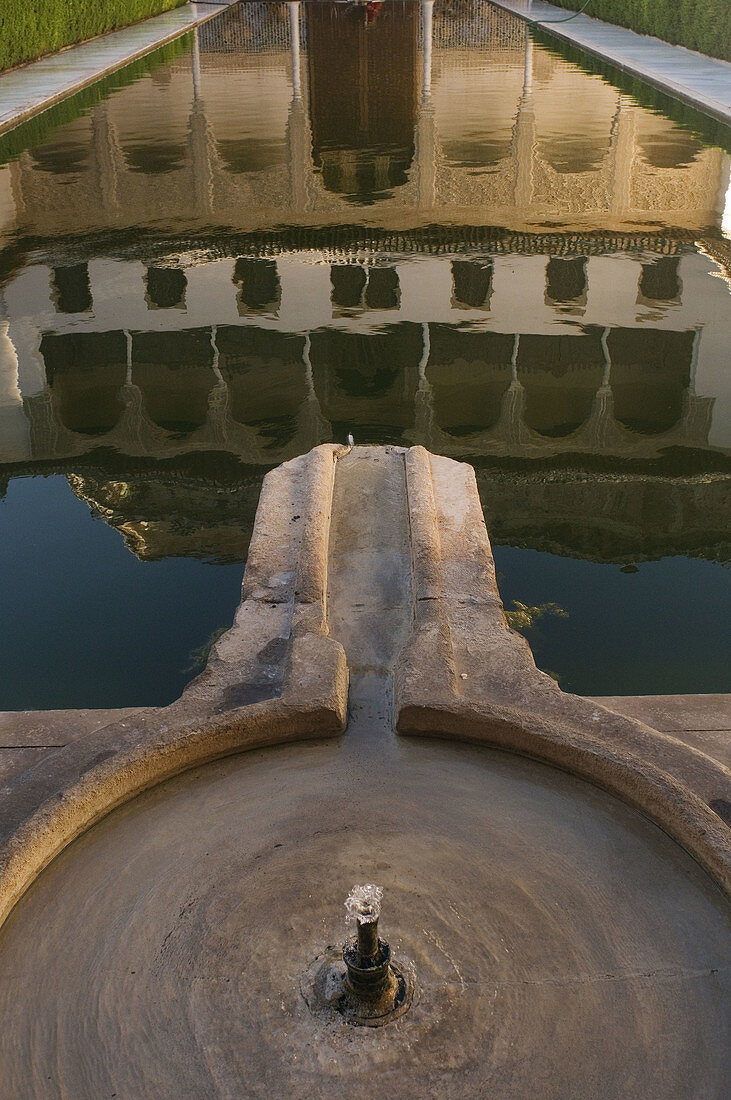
[0,0,729,566]
[306,1,417,201]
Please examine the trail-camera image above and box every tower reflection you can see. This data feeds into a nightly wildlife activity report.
[306,0,417,200]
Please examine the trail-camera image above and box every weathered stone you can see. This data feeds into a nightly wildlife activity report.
[395,447,731,894]
[1,443,728,928]
[0,444,729,1096]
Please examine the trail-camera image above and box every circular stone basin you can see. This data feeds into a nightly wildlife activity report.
[0,727,728,1098]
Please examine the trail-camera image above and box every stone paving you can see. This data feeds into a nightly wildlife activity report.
[491,0,731,122]
[0,1,236,136]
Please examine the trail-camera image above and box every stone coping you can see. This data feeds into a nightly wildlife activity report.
[0,1,236,137]
[0,443,728,934]
[490,0,731,123]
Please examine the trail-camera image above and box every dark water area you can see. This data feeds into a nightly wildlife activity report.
[0,0,729,705]
[493,544,731,695]
[0,475,244,707]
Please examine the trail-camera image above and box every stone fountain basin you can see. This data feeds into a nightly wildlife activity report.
[0,683,728,1099]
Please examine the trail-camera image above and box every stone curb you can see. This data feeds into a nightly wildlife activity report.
[397,699,731,896]
[395,447,731,896]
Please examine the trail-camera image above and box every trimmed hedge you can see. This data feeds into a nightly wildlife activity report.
[0,0,188,73]
[548,0,730,61]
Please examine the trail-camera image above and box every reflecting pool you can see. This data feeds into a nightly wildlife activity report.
[0,0,729,704]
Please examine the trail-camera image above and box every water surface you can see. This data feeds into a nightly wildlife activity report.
[0,0,729,703]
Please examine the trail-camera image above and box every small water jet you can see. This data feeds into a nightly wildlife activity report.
[301,884,413,1027]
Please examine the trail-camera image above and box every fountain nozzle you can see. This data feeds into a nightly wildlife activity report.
[340,884,408,1022]
[345,882,382,964]
[356,913,379,960]
[302,883,413,1027]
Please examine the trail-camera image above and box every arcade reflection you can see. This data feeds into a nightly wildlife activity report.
[0,0,729,697]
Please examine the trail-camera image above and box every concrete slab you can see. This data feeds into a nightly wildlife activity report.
[490,0,731,123]
[0,749,50,786]
[0,1,236,137]
[589,694,731,734]
[0,707,155,784]
[668,729,730,769]
[0,707,154,747]
[591,695,731,767]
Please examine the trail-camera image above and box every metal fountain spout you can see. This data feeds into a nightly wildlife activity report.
[302,883,413,1027]
[342,884,400,1014]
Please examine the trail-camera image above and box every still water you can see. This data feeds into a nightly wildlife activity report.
[0,0,729,705]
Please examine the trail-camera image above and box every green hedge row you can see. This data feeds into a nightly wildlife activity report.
[547,0,730,61]
[0,0,188,73]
